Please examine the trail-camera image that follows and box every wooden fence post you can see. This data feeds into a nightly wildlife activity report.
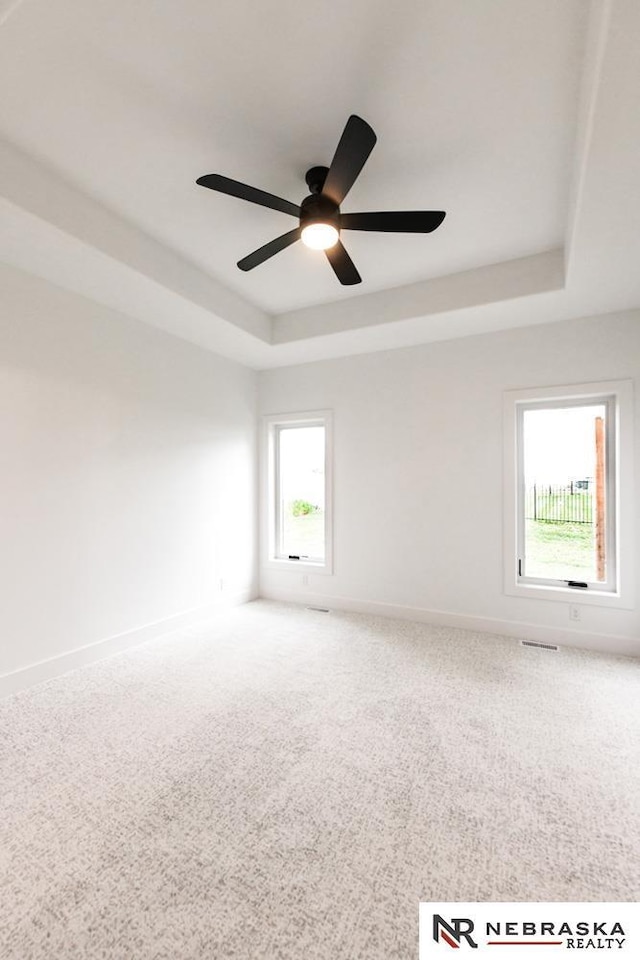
[595,417,605,581]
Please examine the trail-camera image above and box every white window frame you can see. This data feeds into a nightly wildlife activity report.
[503,380,634,609]
[516,394,617,593]
[262,410,333,574]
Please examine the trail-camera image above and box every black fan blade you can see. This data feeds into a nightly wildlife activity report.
[237,228,301,272]
[321,115,377,206]
[325,241,361,285]
[340,211,446,233]
[196,174,300,218]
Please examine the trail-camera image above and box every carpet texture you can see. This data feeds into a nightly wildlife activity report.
[1,600,639,959]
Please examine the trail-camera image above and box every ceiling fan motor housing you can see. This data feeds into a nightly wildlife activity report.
[300,192,340,232]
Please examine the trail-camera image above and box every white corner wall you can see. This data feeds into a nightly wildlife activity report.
[0,263,258,694]
[259,311,640,657]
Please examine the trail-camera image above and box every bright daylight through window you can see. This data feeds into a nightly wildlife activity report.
[266,413,331,569]
[517,397,615,591]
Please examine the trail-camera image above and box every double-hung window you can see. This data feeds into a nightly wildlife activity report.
[263,411,332,572]
[504,380,633,606]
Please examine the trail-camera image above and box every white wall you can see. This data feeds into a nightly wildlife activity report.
[259,311,640,656]
[0,263,257,688]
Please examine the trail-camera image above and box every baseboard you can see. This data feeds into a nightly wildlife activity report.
[259,587,640,659]
[0,588,255,699]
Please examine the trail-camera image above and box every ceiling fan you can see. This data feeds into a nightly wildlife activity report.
[196,115,446,286]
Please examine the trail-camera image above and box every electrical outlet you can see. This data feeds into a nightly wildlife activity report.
[569,604,581,622]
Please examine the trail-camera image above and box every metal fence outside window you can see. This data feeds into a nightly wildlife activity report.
[525,481,594,524]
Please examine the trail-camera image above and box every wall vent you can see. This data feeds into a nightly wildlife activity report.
[520,639,559,652]
[306,606,331,613]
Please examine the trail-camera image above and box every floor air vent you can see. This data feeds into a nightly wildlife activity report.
[306,606,331,613]
[520,639,559,652]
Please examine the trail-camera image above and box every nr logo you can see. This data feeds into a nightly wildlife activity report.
[433,914,478,949]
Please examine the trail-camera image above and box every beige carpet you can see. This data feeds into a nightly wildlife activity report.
[1,600,639,959]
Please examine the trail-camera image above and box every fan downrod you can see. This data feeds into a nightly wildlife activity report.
[304,166,330,195]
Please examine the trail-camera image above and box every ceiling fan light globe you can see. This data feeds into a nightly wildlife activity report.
[301,222,339,250]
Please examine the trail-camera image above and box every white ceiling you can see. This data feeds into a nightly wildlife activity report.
[0,0,638,369]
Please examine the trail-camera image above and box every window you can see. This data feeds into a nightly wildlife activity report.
[264,411,332,572]
[518,397,615,590]
[504,381,634,607]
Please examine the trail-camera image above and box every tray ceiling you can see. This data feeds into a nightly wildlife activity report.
[1,0,639,368]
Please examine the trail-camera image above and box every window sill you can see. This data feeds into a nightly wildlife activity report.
[264,557,333,575]
[505,580,633,609]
